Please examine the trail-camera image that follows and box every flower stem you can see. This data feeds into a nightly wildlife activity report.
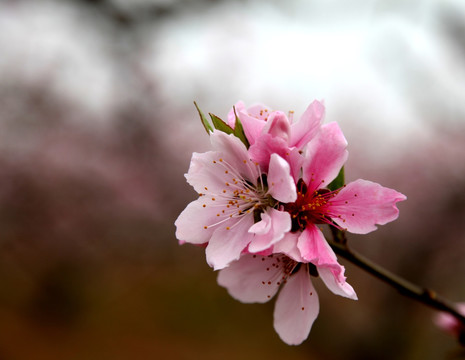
[329,228,465,325]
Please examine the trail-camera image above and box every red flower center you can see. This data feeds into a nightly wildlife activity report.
[284,179,340,232]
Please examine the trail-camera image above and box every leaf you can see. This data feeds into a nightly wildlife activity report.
[194,101,213,134]
[328,166,344,191]
[232,106,250,148]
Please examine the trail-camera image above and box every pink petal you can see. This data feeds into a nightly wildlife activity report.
[286,147,305,182]
[206,214,255,270]
[248,208,292,253]
[185,150,233,195]
[246,103,272,120]
[329,179,407,234]
[434,303,465,337]
[248,210,272,235]
[209,130,258,183]
[217,254,282,303]
[267,154,297,203]
[175,199,219,244]
[302,122,348,193]
[272,232,305,263]
[297,225,338,268]
[290,100,325,149]
[273,265,319,345]
[318,267,357,300]
[296,225,357,299]
[227,101,245,128]
[261,111,291,143]
[238,110,266,145]
[248,133,289,171]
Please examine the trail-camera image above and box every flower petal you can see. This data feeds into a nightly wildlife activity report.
[272,232,305,262]
[302,122,348,193]
[245,103,272,120]
[290,100,325,149]
[267,154,297,203]
[217,254,283,303]
[227,101,245,128]
[238,110,266,145]
[206,214,255,270]
[297,225,338,268]
[296,225,356,299]
[261,111,291,143]
[329,179,407,234]
[185,150,233,195]
[175,199,218,244]
[318,267,357,300]
[247,134,286,170]
[209,130,258,183]
[248,208,292,253]
[273,265,319,345]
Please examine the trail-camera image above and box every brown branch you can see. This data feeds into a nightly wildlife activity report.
[329,228,465,326]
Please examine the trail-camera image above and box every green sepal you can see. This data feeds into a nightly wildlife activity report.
[194,101,213,134]
[232,107,250,148]
[328,166,345,191]
[209,110,250,149]
[209,112,234,135]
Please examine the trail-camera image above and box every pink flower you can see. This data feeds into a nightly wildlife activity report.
[282,121,407,265]
[228,100,323,149]
[175,130,297,270]
[227,100,325,180]
[217,249,356,345]
[216,112,406,346]
[178,100,407,346]
[434,303,465,344]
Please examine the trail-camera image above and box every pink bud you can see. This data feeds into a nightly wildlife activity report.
[434,303,465,345]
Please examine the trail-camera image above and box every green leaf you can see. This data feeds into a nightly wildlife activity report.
[328,166,345,191]
[194,101,213,134]
[209,113,234,135]
[232,106,250,148]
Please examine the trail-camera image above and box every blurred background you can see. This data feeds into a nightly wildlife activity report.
[1,0,465,359]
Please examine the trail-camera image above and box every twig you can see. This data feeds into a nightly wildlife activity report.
[329,228,465,326]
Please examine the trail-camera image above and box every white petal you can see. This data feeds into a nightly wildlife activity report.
[217,254,283,303]
[273,265,319,345]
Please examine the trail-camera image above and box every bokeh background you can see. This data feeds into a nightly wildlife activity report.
[1,0,465,359]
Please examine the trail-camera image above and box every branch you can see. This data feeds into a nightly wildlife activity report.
[329,228,465,326]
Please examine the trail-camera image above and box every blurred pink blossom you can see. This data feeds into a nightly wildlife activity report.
[434,303,465,344]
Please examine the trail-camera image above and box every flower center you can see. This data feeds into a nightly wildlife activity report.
[284,179,340,232]
[201,158,275,231]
